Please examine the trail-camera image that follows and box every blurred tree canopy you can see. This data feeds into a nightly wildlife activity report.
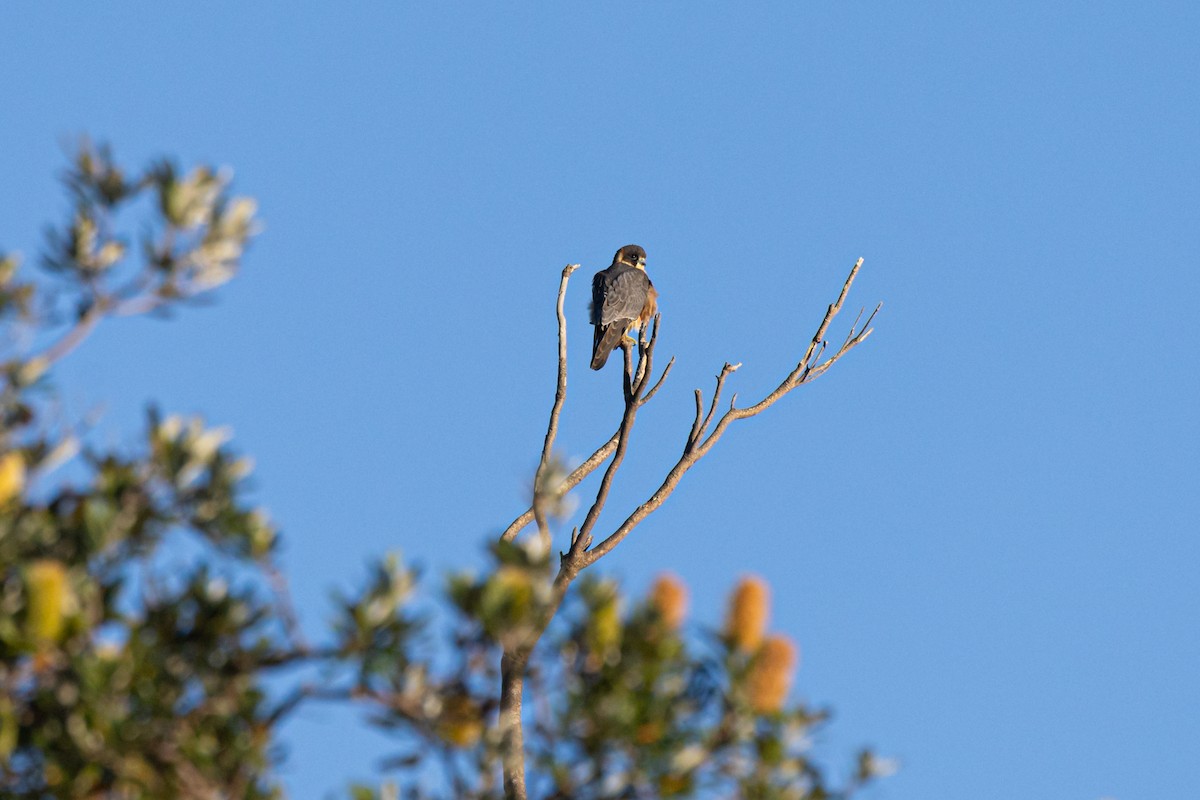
[0,142,888,799]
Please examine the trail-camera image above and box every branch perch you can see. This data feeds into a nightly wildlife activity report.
[529,264,579,549]
[500,318,673,544]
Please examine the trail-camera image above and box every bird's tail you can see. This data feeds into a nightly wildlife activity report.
[590,324,625,370]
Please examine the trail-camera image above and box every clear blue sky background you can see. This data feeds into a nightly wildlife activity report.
[3,4,1198,798]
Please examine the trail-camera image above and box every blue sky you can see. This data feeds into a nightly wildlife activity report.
[4,3,1199,798]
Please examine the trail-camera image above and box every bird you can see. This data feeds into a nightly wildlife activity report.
[589,244,657,371]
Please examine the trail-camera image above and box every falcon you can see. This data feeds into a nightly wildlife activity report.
[590,244,657,370]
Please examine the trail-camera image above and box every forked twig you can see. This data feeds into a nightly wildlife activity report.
[501,318,672,544]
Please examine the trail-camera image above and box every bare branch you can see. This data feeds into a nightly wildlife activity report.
[530,264,579,549]
[631,314,659,395]
[802,299,880,383]
[688,389,704,450]
[638,355,674,405]
[805,339,828,378]
[500,656,528,800]
[581,257,874,567]
[703,362,740,436]
[536,264,578,469]
[498,550,589,799]
[499,311,671,543]
[32,276,205,376]
[570,317,660,557]
[37,301,107,367]
[808,257,863,355]
[499,431,619,543]
[862,301,882,333]
[622,337,635,400]
[686,362,739,452]
[571,397,633,556]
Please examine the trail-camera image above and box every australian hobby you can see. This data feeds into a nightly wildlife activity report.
[590,244,657,370]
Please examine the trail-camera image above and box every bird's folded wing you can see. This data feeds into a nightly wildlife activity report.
[600,268,650,326]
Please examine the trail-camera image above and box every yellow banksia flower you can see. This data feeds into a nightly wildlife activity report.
[587,596,622,662]
[650,572,689,630]
[746,635,799,714]
[436,693,484,748]
[0,451,26,507]
[25,560,70,645]
[725,575,770,653]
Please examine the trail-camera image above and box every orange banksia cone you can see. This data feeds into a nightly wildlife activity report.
[650,572,688,631]
[746,635,799,713]
[725,575,769,653]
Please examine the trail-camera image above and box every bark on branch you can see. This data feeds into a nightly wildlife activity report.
[529,264,579,550]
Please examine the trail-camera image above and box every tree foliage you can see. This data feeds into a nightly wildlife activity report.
[0,142,887,799]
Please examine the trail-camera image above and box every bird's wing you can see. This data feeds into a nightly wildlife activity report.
[599,266,651,326]
[590,270,607,325]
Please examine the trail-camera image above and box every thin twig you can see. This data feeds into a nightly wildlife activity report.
[801,340,828,381]
[38,302,106,366]
[638,355,674,405]
[530,264,579,549]
[862,302,882,333]
[632,314,659,395]
[802,300,879,383]
[688,390,704,450]
[703,363,740,438]
[622,337,635,401]
[499,432,620,543]
[37,277,178,371]
[500,329,673,544]
[32,285,177,378]
[569,325,653,556]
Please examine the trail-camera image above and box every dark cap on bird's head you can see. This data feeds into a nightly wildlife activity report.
[613,244,647,267]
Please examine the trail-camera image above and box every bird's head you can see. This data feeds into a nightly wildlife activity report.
[614,244,647,269]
